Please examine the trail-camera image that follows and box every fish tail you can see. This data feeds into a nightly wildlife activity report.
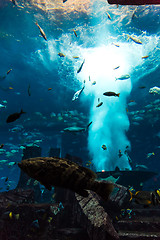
[129,190,133,201]
[117,93,120,97]
[91,180,114,201]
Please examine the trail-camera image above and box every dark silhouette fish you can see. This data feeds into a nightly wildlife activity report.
[103,91,120,97]
[77,59,85,73]
[18,157,114,201]
[6,109,26,123]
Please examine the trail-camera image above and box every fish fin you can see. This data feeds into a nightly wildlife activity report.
[20,109,26,114]
[92,181,114,201]
[117,93,120,97]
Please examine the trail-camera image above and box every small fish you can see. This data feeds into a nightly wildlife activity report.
[138,86,146,89]
[106,12,111,20]
[7,69,12,75]
[58,52,65,57]
[92,81,96,85]
[102,145,107,150]
[18,156,114,201]
[142,55,149,59]
[86,160,92,167]
[0,104,6,108]
[73,29,78,37]
[9,212,13,219]
[72,85,85,101]
[6,109,26,123]
[118,150,123,158]
[73,56,79,59]
[14,214,20,220]
[127,34,142,44]
[9,87,13,90]
[129,189,160,206]
[77,59,85,73]
[28,84,31,96]
[103,91,120,97]
[48,88,52,91]
[35,22,47,41]
[96,102,103,108]
[146,152,155,158]
[5,177,8,182]
[0,144,4,149]
[48,217,53,223]
[113,66,120,70]
[112,43,120,47]
[115,74,130,80]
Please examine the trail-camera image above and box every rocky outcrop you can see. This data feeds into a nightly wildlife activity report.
[74,190,119,240]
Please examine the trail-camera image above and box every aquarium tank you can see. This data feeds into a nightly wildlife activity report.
[1,0,160,240]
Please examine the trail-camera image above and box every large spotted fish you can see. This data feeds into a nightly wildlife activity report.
[18,157,114,201]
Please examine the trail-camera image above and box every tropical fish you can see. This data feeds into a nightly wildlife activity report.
[146,152,155,158]
[7,69,12,75]
[103,91,120,97]
[127,34,142,44]
[73,29,78,37]
[35,22,47,41]
[129,189,160,206]
[73,56,79,59]
[112,43,120,47]
[63,121,92,133]
[96,102,103,107]
[92,81,96,85]
[6,109,26,123]
[72,86,85,101]
[18,156,114,201]
[77,59,85,73]
[115,74,130,80]
[106,12,111,20]
[142,55,149,59]
[113,66,120,71]
[48,88,52,91]
[58,52,65,57]
[102,145,107,150]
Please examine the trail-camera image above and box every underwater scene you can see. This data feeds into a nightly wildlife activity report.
[1,0,160,239]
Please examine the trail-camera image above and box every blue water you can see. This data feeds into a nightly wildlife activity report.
[0,0,160,191]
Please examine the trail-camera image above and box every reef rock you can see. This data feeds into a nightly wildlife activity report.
[75,190,119,240]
